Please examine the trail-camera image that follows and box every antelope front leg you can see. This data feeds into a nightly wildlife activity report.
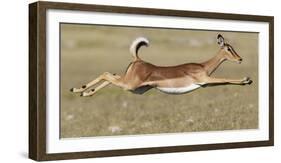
[81,81,111,97]
[203,76,252,85]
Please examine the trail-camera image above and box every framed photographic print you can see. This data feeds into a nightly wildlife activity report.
[29,1,274,161]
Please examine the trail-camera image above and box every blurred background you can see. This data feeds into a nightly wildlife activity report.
[60,24,258,138]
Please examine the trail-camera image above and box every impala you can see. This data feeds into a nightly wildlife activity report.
[70,34,252,96]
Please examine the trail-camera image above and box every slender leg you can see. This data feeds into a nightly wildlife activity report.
[70,76,104,93]
[203,76,252,85]
[81,72,135,97]
[70,72,122,93]
[97,72,133,90]
[81,81,111,97]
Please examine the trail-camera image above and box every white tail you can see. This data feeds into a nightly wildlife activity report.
[129,37,149,61]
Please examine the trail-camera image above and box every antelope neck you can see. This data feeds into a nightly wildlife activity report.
[202,50,226,75]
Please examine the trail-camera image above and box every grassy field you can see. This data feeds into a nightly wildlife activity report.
[60,24,258,138]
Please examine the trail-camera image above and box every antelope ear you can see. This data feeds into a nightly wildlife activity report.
[217,34,225,48]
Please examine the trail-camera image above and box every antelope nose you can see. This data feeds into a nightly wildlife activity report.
[239,58,243,62]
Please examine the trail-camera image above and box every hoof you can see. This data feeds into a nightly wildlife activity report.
[248,79,253,85]
[243,77,252,85]
[70,88,74,92]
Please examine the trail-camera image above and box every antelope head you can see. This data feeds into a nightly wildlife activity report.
[217,34,243,64]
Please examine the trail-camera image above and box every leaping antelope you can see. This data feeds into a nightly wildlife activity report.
[70,34,252,96]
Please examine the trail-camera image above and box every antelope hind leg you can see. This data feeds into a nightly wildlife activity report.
[99,72,132,90]
[81,73,132,97]
[70,76,103,93]
[70,72,121,93]
[81,81,111,97]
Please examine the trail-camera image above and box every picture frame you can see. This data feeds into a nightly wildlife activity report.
[29,1,274,161]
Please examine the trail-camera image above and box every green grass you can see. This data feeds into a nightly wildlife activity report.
[60,24,258,138]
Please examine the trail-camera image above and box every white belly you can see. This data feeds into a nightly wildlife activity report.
[156,84,203,94]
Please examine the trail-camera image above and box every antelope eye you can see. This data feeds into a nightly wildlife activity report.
[227,48,231,51]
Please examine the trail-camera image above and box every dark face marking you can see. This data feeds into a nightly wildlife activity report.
[224,44,242,62]
[225,44,235,54]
